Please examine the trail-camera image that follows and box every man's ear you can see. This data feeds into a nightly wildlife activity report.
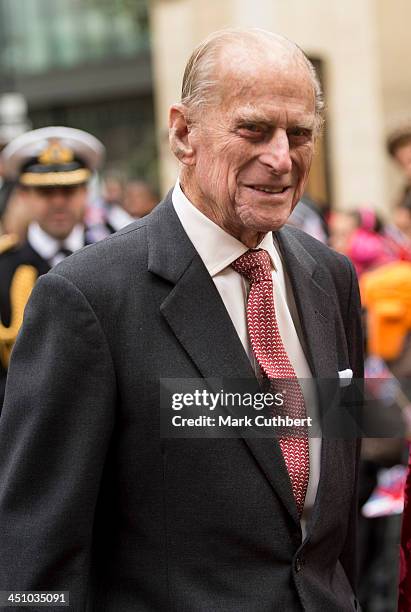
[169,104,196,166]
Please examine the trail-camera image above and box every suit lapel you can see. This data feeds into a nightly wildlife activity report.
[147,194,255,382]
[161,255,300,522]
[149,204,351,530]
[147,196,301,524]
[276,227,339,380]
[277,227,349,539]
[148,200,341,383]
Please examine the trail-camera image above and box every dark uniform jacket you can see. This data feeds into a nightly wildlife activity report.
[0,194,364,611]
[0,229,93,406]
[0,241,50,405]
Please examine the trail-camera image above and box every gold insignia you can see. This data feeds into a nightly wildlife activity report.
[0,233,19,255]
[38,139,74,165]
[0,264,37,368]
[19,168,91,187]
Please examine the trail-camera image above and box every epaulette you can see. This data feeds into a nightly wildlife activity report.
[0,233,19,255]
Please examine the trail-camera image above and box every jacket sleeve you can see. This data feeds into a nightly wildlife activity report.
[0,272,116,610]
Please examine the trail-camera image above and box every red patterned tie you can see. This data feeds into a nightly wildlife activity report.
[232,248,309,516]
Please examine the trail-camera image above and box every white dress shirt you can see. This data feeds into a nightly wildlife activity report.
[172,180,321,532]
[27,222,85,267]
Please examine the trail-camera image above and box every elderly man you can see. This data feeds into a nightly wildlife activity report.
[0,126,104,406]
[0,30,363,611]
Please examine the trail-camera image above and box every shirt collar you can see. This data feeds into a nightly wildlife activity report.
[64,224,86,253]
[106,204,134,231]
[172,179,280,276]
[28,222,85,262]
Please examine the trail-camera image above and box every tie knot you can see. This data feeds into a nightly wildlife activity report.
[232,249,272,283]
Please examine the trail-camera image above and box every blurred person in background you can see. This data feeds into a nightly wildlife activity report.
[123,179,159,219]
[394,163,411,610]
[0,93,32,242]
[385,191,411,259]
[94,176,157,235]
[329,208,396,277]
[360,261,411,611]
[287,193,328,243]
[102,171,125,208]
[100,170,133,233]
[386,127,411,281]
[328,210,359,255]
[387,125,411,197]
[0,187,32,244]
[0,126,104,406]
[330,205,410,610]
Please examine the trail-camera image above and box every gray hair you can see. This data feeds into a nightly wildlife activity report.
[181,28,324,135]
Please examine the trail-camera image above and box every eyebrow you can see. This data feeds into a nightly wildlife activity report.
[233,108,315,130]
[233,109,271,126]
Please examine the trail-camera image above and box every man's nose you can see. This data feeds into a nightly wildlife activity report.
[259,129,292,175]
[48,191,67,207]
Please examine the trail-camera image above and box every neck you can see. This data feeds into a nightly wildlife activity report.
[180,176,267,248]
[236,230,266,249]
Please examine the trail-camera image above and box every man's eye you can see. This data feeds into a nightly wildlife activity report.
[288,128,312,139]
[239,124,264,136]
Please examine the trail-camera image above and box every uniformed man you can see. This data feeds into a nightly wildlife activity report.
[0,126,105,405]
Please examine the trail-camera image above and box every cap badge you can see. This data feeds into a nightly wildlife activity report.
[38,140,74,165]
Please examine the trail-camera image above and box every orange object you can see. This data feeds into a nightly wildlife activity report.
[361,261,411,360]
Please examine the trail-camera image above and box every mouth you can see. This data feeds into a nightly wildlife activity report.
[253,186,288,194]
[245,184,291,196]
[50,215,69,224]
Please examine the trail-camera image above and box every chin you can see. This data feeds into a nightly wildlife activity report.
[237,208,291,233]
[48,227,71,240]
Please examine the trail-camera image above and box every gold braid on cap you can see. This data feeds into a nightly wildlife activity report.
[0,265,38,368]
[19,168,91,187]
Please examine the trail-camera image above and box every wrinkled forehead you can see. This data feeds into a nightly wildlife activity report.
[217,35,304,70]
[211,41,315,111]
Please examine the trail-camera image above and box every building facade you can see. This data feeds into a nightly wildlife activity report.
[0,0,157,183]
[150,0,411,214]
[1,0,410,212]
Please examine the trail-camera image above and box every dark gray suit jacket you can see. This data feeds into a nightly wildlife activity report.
[0,194,363,611]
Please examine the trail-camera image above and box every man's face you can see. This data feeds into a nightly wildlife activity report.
[103,178,123,205]
[394,142,411,182]
[22,184,87,239]
[393,206,411,237]
[328,212,358,254]
[179,51,316,244]
[123,182,157,218]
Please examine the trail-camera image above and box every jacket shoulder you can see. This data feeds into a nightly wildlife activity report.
[280,224,359,318]
[50,220,148,290]
[282,224,354,272]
